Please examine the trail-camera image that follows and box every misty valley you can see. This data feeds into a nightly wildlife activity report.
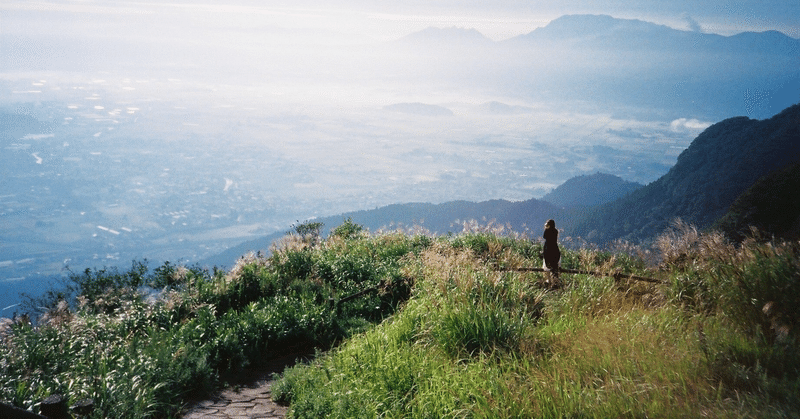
[1,74,702,306]
[2,12,798,311]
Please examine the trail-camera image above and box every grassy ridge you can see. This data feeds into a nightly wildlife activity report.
[274,222,799,418]
[1,220,798,418]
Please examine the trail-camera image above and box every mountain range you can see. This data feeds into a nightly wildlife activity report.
[390,14,799,120]
[203,103,800,268]
[507,14,799,55]
[571,103,800,243]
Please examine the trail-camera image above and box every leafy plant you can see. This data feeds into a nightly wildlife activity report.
[291,220,324,245]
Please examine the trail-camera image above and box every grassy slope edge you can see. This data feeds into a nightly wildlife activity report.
[1,220,798,418]
[274,223,799,418]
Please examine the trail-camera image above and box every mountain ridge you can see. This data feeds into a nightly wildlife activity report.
[202,103,800,267]
[392,14,799,120]
[571,104,800,243]
[714,160,800,241]
[542,173,643,208]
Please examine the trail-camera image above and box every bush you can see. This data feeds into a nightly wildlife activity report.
[330,217,365,240]
[707,241,800,344]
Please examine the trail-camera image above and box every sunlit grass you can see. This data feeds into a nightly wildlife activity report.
[274,224,799,418]
[1,220,797,418]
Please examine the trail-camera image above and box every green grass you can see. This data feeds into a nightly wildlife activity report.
[1,221,797,418]
[274,228,799,418]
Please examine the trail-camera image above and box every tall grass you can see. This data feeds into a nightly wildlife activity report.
[0,227,426,417]
[1,220,797,418]
[275,225,799,418]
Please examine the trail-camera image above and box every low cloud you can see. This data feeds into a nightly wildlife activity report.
[670,118,712,133]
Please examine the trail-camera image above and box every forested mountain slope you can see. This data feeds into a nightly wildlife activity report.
[541,173,643,208]
[572,104,800,243]
[714,160,800,241]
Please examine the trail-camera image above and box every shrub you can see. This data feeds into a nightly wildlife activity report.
[707,240,800,345]
[330,217,365,240]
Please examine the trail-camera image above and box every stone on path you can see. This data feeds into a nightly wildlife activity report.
[183,380,287,419]
[182,352,312,419]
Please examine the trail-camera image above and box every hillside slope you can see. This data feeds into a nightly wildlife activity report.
[714,160,800,241]
[542,172,643,208]
[572,104,800,243]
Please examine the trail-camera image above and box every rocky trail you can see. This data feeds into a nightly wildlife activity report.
[183,352,310,419]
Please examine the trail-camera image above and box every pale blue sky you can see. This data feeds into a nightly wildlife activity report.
[2,0,798,43]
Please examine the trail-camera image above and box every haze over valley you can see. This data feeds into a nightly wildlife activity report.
[2,1,798,311]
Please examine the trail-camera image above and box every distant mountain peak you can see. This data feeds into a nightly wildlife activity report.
[542,172,642,208]
[528,14,674,39]
[396,26,493,45]
[383,102,454,117]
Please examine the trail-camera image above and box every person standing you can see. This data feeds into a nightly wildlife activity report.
[542,219,560,277]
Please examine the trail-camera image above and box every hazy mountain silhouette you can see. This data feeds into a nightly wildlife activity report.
[506,14,680,47]
[395,27,494,48]
[383,103,454,117]
[542,173,643,208]
[396,14,800,119]
[571,104,800,243]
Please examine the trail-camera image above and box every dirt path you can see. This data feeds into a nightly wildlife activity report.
[182,352,310,419]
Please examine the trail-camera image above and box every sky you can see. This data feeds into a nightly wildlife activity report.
[1,0,798,45]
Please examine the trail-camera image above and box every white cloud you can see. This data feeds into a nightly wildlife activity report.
[670,118,712,133]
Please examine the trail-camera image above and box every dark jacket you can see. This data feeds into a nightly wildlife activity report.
[543,227,560,269]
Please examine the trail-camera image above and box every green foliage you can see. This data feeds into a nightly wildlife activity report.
[699,317,800,410]
[659,224,800,345]
[211,262,280,314]
[430,300,526,359]
[669,270,715,312]
[444,232,540,270]
[73,260,149,298]
[707,242,800,344]
[275,230,799,418]
[330,217,364,240]
[660,228,800,407]
[0,227,431,418]
[3,225,798,418]
[291,220,324,245]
